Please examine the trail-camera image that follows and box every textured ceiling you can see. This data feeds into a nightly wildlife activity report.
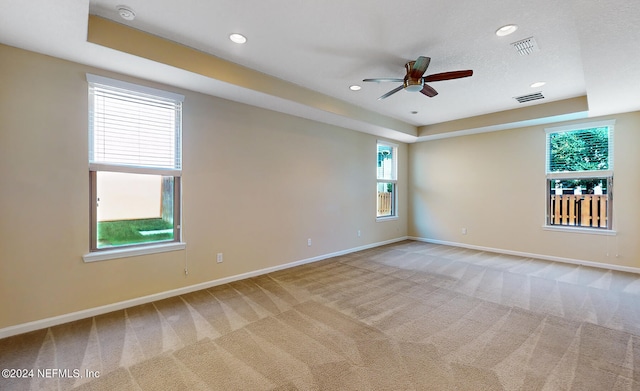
[1,0,639,141]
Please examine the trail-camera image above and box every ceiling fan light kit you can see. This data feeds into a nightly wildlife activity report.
[404,79,423,92]
[363,56,473,100]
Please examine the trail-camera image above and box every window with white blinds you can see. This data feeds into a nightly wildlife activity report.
[88,74,183,172]
[377,141,398,219]
[86,74,184,255]
[544,120,614,231]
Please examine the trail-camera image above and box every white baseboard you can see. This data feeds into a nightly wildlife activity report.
[0,236,409,339]
[409,236,640,275]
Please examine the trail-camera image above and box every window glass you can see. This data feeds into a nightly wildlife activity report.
[96,172,175,248]
[548,127,610,173]
[548,177,609,228]
[377,182,395,218]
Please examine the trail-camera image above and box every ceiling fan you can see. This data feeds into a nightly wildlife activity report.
[363,56,473,100]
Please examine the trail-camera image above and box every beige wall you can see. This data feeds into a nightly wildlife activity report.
[408,112,640,268]
[2,41,639,332]
[0,44,407,329]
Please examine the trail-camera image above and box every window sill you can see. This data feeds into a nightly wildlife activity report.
[83,242,186,263]
[542,225,616,236]
[377,216,399,222]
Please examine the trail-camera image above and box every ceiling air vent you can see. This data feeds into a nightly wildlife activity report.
[511,36,539,55]
[514,92,544,103]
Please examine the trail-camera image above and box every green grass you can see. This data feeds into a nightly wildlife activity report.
[98,218,173,248]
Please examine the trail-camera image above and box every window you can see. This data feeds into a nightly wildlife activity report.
[87,74,184,253]
[377,141,398,218]
[545,120,614,230]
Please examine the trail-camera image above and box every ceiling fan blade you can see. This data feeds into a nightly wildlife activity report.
[363,78,404,83]
[409,56,431,79]
[420,84,438,97]
[378,85,404,100]
[423,70,473,82]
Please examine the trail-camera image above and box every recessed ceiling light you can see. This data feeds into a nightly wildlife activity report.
[116,5,136,21]
[530,81,546,88]
[496,24,518,37]
[349,85,361,91]
[229,33,247,44]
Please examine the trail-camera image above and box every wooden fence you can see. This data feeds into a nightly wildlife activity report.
[550,194,608,228]
[377,192,393,216]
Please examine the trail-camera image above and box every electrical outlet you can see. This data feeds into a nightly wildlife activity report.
[357,230,361,237]
[461,228,467,235]
[307,238,312,247]
[216,253,223,263]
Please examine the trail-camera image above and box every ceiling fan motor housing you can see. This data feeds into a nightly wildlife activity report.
[404,61,424,92]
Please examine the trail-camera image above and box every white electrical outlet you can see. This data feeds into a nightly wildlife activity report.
[216,253,223,263]
[461,228,467,235]
[307,238,312,247]
[357,230,361,237]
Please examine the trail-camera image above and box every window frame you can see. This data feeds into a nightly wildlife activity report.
[83,74,186,262]
[544,120,614,233]
[376,140,398,221]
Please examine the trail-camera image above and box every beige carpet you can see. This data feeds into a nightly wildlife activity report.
[2,240,640,390]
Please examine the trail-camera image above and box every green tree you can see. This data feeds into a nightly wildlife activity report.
[549,127,609,192]
[549,127,609,172]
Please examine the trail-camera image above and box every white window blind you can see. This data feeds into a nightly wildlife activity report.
[88,74,183,171]
[546,121,614,174]
[377,142,397,181]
